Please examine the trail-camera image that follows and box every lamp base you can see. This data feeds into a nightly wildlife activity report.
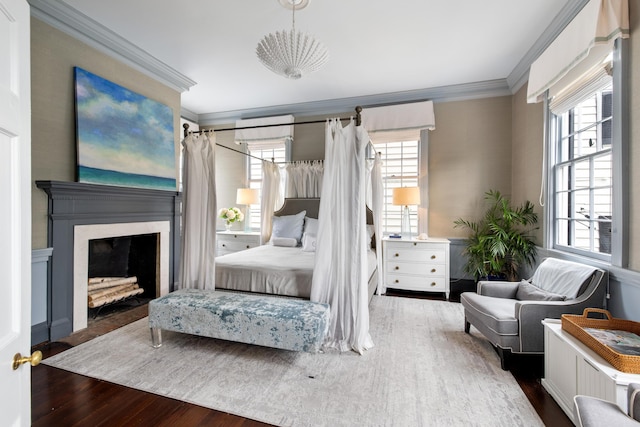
[401,205,412,239]
[244,206,252,232]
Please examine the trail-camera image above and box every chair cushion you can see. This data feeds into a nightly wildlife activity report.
[516,281,566,301]
[531,258,596,299]
[574,396,640,427]
[461,293,518,335]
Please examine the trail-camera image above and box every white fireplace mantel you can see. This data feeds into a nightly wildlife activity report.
[73,221,170,331]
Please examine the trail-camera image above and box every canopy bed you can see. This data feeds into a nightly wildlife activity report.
[214,198,379,302]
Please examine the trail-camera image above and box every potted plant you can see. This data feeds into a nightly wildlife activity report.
[454,190,538,281]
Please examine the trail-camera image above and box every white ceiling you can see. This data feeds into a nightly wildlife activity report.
[52,0,575,121]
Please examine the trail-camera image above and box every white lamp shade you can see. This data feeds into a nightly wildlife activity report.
[236,188,259,205]
[392,187,420,206]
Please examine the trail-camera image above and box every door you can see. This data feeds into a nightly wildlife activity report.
[0,0,33,425]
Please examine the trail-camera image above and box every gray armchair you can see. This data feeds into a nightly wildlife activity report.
[574,383,640,426]
[460,258,606,369]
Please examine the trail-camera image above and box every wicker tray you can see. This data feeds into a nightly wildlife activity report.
[561,308,640,374]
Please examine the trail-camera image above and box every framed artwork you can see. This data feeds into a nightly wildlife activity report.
[74,67,176,191]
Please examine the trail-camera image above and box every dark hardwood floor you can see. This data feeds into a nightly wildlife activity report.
[32,293,572,427]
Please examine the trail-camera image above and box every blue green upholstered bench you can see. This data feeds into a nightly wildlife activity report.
[148,289,330,352]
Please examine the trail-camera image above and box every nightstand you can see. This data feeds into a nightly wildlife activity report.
[382,237,450,299]
[216,231,261,256]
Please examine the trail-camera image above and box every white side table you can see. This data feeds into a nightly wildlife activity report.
[542,319,640,424]
[216,231,260,256]
[382,237,450,299]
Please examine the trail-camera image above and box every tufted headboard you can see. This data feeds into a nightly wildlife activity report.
[274,197,374,224]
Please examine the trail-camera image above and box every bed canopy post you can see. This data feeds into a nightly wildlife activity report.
[355,106,362,126]
[183,123,190,138]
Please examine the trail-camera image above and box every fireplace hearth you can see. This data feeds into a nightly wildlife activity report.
[37,181,181,340]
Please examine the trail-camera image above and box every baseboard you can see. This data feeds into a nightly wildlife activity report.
[31,321,49,346]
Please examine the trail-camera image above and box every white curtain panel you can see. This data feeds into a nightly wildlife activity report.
[234,115,294,145]
[527,0,629,104]
[311,118,373,354]
[362,101,435,143]
[371,153,385,295]
[285,160,324,198]
[260,160,283,244]
[179,132,217,290]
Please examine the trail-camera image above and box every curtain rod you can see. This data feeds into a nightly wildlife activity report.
[183,106,362,137]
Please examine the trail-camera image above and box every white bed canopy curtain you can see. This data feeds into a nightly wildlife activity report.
[260,160,283,244]
[311,118,374,354]
[369,152,385,295]
[179,131,217,290]
[285,160,323,197]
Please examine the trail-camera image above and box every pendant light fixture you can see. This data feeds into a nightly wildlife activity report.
[256,0,329,80]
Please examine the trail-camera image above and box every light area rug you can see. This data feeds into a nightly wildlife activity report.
[43,296,543,427]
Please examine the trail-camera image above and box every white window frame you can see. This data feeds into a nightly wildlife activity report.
[371,132,428,236]
[545,38,629,267]
[246,141,290,231]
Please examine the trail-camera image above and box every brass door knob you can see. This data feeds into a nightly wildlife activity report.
[431,268,436,273]
[13,350,42,370]
[431,255,436,259]
[430,282,437,287]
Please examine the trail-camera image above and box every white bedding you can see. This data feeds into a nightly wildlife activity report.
[215,245,377,299]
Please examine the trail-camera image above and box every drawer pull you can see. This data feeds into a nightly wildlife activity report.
[413,242,417,246]
[246,245,250,249]
[222,244,226,247]
[394,266,399,270]
[394,279,399,284]
[394,253,399,257]
[430,282,437,287]
[234,235,238,238]
[431,268,436,273]
[431,255,436,259]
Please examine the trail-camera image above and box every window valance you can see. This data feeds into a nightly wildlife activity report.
[362,101,435,143]
[234,114,294,146]
[527,0,629,104]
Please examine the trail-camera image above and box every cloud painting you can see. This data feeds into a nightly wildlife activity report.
[74,67,176,190]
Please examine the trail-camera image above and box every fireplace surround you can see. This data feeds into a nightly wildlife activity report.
[37,181,181,340]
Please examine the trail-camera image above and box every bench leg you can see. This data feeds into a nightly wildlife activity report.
[464,317,471,333]
[150,328,162,348]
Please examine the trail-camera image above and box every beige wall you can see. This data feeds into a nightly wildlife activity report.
[429,96,513,237]
[510,84,545,245]
[30,18,181,249]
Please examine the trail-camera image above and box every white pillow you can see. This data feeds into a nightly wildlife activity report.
[271,237,298,247]
[271,210,306,244]
[302,233,317,252]
[366,224,375,250]
[304,217,319,235]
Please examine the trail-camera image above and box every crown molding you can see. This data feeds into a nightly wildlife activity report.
[197,79,512,125]
[507,0,589,93]
[28,0,196,93]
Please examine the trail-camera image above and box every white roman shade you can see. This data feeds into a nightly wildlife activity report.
[362,101,435,143]
[234,115,294,149]
[527,0,629,105]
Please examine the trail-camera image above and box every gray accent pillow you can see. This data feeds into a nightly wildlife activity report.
[303,216,319,235]
[271,210,306,243]
[516,280,567,301]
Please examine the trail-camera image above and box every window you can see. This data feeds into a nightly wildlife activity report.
[247,145,286,230]
[553,85,613,258]
[372,140,420,234]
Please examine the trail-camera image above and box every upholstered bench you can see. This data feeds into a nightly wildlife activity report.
[148,289,330,352]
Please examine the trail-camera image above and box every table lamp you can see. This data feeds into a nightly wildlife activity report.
[392,186,420,239]
[236,188,259,232]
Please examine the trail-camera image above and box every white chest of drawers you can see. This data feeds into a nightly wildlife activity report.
[382,237,450,299]
[216,231,260,256]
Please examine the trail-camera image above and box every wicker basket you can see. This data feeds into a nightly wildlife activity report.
[561,308,640,374]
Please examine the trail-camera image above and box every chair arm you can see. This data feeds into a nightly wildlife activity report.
[574,395,640,427]
[477,281,520,298]
[629,383,640,421]
[516,299,603,353]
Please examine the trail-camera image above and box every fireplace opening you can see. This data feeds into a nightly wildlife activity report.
[87,233,159,318]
